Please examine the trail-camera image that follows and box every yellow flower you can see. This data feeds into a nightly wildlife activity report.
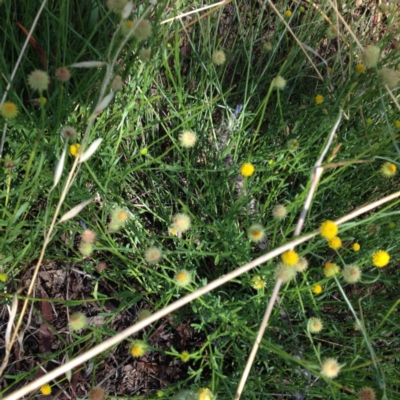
[40,384,52,396]
[198,388,213,400]
[281,249,299,266]
[285,10,292,17]
[140,148,148,155]
[395,120,400,128]
[248,224,265,242]
[130,340,147,358]
[69,143,81,157]
[251,275,266,290]
[355,64,365,74]
[174,269,192,287]
[240,162,255,177]
[328,236,342,250]
[315,94,324,105]
[308,317,323,333]
[0,273,7,282]
[366,118,373,125]
[313,284,323,295]
[372,250,390,268]
[352,243,360,251]
[38,96,47,105]
[0,102,18,119]
[180,351,190,362]
[320,220,338,239]
[381,162,396,178]
[324,262,340,277]
[212,50,226,66]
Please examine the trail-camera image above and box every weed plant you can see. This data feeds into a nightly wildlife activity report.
[1,0,400,399]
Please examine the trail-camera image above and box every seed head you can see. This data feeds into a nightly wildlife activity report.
[96,261,107,272]
[89,387,105,400]
[281,249,299,266]
[272,204,287,220]
[274,262,297,282]
[55,67,71,81]
[137,309,151,321]
[40,384,52,396]
[308,317,323,333]
[111,75,123,91]
[361,45,380,68]
[79,242,94,257]
[174,269,192,287]
[69,312,87,331]
[326,25,338,39]
[358,387,376,400]
[61,126,77,140]
[106,0,128,13]
[139,48,151,62]
[81,229,96,243]
[296,257,308,272]
[272,75,286,90]
[179,130,197,148]
[262,41,272,52]
[144,246,162,264]
[212,50,226,66]
[287,139,300,151]
[132,19,152,41]
[378,67,399,89]
[320,358,340,379]
[324,262,340,277]
[130,340,147,357]
[381,162,396,178]
[28,70,50,91]
[240,162,255,177]
[342,264,361,283]
[0,102,18,119]
[171,213,191,233]
[372,250,390,267]
[248,224,265,242]
[328,236,342,250]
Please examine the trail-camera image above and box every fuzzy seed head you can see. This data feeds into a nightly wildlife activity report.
[132,19,152,41]
[79,242,94,257]
[40,384,52,396]
[96,261,107,272]
[272,75,286,90]
[145,246,162,264]
[212,50,226,66]
[171,213,191,233]
[69,312,87,331]
[272,205,287,220]
[287,139,299,151]
[174,269,192,287]
[81,229,96,243]
[55,67,71,81]
[111,75,123,91]
[89,387,105,400]
[240,162,255,177]
[130,340,147,357]
[358,387,376,400]
[139,48,151,62]
[61,126,77,140]
[179,130,197,148]
[372,250,390,267]
[262,41,272,52]
[28,70,50,91]
[321,358,340,379]
[342,264,361,283]
[281,249,299,266]
[328,236,342,250]
[106,0,128,13]
[326,25,338,39]
[381,162,396,178]
[248,224,265,242]
[378,67,399,89]
[0,102,18,119]
[324,262,340,277]
[296,257,308,272]
[137,309,151,321]
[251,275,266,290]
[352,243,361,251]
[361,45,380,68]
[308,317,323,333]
[313,284,323,295]
[315,94,324,105]
[274,262,297,282]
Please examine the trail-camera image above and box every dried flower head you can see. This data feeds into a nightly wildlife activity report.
[274,262,297,282]
[212,50,226,66]
[180,351,190,362]
[121,20,134,35]
[179,130,197,148]
[40,384,52,396]
[61,126,77,140]
[69,143,81,157]
[313,284,323,295]
[28,70,50,91]
[96,261,107,272]
[144,246,162,264]
[324,262,340,277]
[315,94,324,105]
[106,0,128,13]
[320,358,340,379]
[132,19,152,41]
[55,67,71,81]
[81,229,96,243]
[308,317,323,333]
[381,162,396,178]
[111,75,123,91]
[378,67,399,89]
[174,269,192,287]
[139,48,151,62]
[358,387,376,400]
[287,139,300,151]
[342,264,361,283]
[372,250,390,267]
[88,387,105,400]
[171,213,191,233]
[262,41,272,52]
[69,312,87,331]
[296,257,308,272]
[326,25,338,39]
[328,236,342,250]
[248,224,265,242]
[240,162,255,177]
[137,309,151,321]
[198,388,213,400]
[251,275,266,290]
[272,75,286,90]
[0,102,18,119]
[272,204,287,220]
[109,207,129,232]
[353,243,361,251]
[130,340,147,357]
[281,249,299,266]
[79,242,94,257]
[361,45,380,68]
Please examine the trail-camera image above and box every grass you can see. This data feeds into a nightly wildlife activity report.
[1,0,400,399]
